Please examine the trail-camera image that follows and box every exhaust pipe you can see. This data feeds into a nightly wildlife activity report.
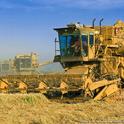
[99,18,104,34]
[92,18,96,28]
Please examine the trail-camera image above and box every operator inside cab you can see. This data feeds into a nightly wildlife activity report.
[59,35,81,57]
[70,36,81,56]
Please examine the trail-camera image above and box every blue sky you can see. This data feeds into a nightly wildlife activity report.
[0,0,124,61]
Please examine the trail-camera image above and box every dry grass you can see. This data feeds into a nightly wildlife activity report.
[0,93,124,124]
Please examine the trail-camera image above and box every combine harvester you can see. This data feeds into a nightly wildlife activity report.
[0,19,124,101]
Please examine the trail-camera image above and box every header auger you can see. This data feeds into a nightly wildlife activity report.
[0,19,124,102]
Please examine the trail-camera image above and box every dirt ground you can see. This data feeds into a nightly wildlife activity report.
[0,92,124,124]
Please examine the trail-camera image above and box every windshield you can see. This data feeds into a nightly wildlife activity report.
[59,35,81,56]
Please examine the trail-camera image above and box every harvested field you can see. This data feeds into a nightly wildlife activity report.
[0,92,124,124]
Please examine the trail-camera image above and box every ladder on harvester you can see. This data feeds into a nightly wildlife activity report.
[55,38,60,56]
[96,44,108,58]
[96,44,117,75]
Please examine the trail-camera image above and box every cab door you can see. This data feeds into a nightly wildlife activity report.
[88,32,95,59]
[81,32,95,60]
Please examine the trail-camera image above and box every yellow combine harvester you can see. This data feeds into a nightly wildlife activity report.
[0,19,124,101]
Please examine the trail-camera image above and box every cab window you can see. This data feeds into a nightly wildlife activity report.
[59,35,67,56]
[82,33,88,56]
[89,33,94,47]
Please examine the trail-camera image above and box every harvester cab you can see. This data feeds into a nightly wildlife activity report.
[54,23,98,65]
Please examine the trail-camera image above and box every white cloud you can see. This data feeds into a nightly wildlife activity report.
[0,0,123,10]
[39,0,124,9]
[41,0,124,9]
